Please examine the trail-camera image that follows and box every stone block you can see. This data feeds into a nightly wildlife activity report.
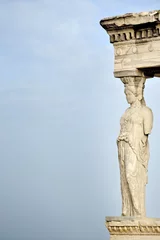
[106,217,160,240]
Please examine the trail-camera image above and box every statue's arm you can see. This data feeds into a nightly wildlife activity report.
[143,107,153,135]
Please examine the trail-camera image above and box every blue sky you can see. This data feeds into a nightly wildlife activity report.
[1,1,160,240]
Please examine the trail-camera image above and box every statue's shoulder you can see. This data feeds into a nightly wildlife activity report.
[126,107,131,112]
[141,106,153,118]
[141,106,153,133]
[122,107,130,116]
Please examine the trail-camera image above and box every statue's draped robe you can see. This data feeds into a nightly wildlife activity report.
[118,105,153,216]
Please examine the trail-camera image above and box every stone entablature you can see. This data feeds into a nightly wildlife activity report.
[100,10,160,43]
[100,10,160,78]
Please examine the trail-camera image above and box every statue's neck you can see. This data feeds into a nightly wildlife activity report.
[130,100,141,108]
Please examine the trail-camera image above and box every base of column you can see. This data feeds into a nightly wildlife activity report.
[106,217,160,240]
[110,236,160,240]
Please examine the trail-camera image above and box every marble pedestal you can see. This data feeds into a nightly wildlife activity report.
[106,217,160,240]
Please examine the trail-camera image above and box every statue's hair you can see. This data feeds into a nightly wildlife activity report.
[121,76,146,87]
[125,85,143,97]
[125,85,146,106]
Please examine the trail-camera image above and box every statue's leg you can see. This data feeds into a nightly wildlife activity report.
[125,146,146,216]
[138,164,146,216]
[118,142,132,216]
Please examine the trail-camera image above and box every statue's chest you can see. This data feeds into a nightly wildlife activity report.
[120,108,143,131]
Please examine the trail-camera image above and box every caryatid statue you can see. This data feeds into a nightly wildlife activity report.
[117,77,153,217]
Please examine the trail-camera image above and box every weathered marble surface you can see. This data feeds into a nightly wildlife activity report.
[106,217,160,240]
[100,10,160,78]
[100,10,160,28]
[117,76,153,217]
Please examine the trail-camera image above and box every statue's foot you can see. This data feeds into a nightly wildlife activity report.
[121,212,127,216]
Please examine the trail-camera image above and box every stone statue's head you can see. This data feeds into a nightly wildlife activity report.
[122,77,146,106]
[124,85,143,104]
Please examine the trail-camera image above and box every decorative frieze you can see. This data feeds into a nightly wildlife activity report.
[106,217,160,236]
[107,225,160,235]
[109,28,160,43]
[100,10,160,78]
[108,27,160,43]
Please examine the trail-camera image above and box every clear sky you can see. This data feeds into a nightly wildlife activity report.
[1,1,160,240]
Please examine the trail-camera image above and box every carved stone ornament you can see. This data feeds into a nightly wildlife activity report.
[100,10,160,78]
[106,217,160,239]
